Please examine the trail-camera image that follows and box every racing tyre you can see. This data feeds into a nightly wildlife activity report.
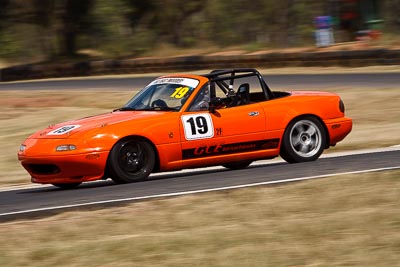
[52,183,81,189]
[222,160,252,170]
[108,138,155,183]
[280,116,326,163]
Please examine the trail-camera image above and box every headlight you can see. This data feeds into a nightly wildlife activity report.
[19,144,26,152]
[56,144,77,152]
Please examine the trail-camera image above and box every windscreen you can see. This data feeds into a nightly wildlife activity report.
[122,78,200,111]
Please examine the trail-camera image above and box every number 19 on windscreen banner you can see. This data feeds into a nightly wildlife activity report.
[181,114,214,140]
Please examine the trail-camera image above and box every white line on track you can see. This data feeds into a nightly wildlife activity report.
[1,165,400,218]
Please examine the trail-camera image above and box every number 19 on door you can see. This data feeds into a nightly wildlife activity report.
[181,114,214,140]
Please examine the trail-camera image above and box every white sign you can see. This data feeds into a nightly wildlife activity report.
[181,114,214,140]
[149,77,199,88]
[47,125,81,135]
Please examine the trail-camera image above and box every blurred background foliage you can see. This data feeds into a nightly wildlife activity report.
[0,0,399,62]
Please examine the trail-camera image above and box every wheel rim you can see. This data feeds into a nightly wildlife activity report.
[118,142,147,175]
[289,120,322,158]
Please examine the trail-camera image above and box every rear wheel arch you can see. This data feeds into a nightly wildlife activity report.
[283,114,329,148]
[280,114,328,163]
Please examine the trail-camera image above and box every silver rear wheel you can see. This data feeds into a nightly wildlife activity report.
[280,116,326,163]
[289,120,322,158]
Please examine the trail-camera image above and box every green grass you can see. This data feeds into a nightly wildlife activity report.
[0,170,399,266]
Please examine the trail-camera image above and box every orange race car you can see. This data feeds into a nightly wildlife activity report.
[18,69,352,188]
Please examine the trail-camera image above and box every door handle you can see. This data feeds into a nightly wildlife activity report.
[248,111,260,116]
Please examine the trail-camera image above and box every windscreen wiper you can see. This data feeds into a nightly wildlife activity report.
[113,107,137,112]
[140,106,178,111]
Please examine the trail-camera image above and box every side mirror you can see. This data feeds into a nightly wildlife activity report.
[209,97,223,113]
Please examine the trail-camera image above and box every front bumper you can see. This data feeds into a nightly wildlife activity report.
[18,151,109,184]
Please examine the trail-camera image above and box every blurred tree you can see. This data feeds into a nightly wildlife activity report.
[124,0,204,47]
[124,0,155,27]
[0,0,94,58]
[205,0,287,46]
[159,0,204,47]
[285,0,315,46]
[0,0,399,62]
[0,0,37,58]
[58,0,94,56]
[0,0,10,28]
[0,0,11,58]
[382,0,400,34]
[90,0,142,56]
[32,0,56,58]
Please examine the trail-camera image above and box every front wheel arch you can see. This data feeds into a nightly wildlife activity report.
[115,135,160,171]
[105,135,160,182]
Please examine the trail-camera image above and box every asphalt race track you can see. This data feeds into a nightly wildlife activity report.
[1,72,400,91]
[0,148,399,221]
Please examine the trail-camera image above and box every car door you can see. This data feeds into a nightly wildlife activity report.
[180,102,267,163]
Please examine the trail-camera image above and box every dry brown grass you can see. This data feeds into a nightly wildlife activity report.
[0,90,133,185]
[0,76,399,266]
[0,170,399,266]
[330,87,400,151]
[0,84,399,186]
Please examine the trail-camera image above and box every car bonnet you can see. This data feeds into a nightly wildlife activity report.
[28,111,165,139]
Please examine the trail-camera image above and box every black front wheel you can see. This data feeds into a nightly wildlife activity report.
[280,116,326,163]
[108,138,156,183]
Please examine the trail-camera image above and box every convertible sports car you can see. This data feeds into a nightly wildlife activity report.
[18,68,352,188]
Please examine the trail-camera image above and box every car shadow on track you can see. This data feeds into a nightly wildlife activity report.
[18,161,288,193]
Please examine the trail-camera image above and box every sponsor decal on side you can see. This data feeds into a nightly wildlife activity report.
[182,139,280,159]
